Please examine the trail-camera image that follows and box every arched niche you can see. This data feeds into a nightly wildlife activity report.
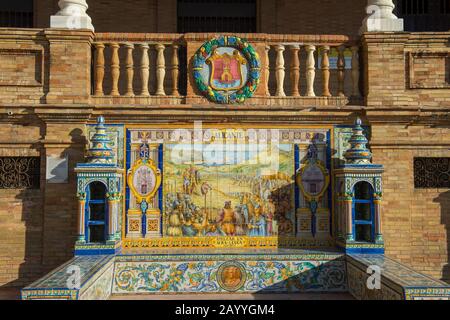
[352,181,375,243]
[85,181,108,243]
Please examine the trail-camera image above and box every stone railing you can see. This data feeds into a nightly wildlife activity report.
[92,33,185,105]
[91,33,361,106]
[1,29,447,111]
[263,34,361,105]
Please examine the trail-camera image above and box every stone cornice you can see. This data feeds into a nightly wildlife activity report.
[182,33,359,45]
[33,106,94,123]
[361,31,450,45]
[0,28,47,41]
[370,143,450,148]
[0,104,449,126]
[44,28,95,43]
[0,28,95,43]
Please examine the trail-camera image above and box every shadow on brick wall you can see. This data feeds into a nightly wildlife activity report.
[1,126,86,290]
[435,190,450,284]
[0,188,44,289]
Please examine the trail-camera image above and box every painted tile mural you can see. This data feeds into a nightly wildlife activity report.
[163,143,295,238]
[112,259,347,294]
[125,127,331,246]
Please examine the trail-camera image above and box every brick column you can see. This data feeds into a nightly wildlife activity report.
[35,112,90,268]
[44,30,94,105]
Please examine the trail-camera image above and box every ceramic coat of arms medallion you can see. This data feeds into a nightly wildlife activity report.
[193,35,261,104]
[127,157,162,213]
[217,261,247,292]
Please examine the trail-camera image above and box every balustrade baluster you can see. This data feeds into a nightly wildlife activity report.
[290,45,300,97]
[155,44,166,96]
[337,45,346,97]
[110,43,120,96]
[305,45,316,97]
[275,44,286,97]
[321,46,331,97]
[125,43,134,97]
[351,46,360,98]
[139,44,150,97]
[171,45,180,96]
[94,43,105,96]
[264,45,270,96]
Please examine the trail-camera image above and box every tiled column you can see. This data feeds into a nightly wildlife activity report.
[374,196,383,242]
[107,196,119,241]
[77,193,86,243]
[336,196,343,239]
[345,198,353,241]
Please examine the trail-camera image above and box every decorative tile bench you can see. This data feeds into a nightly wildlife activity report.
[347,254,450,300]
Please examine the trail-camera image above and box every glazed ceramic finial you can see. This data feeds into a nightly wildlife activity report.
[344,117,372,165]
[86,116,115,164]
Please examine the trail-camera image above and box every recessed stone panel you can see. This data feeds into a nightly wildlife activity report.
[0,49,43,87]
[408,51,450,89]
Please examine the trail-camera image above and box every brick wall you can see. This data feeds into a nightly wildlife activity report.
[371,125,450,282]
[0,121,86,287]
[0,30,49,105]
[362,33,450,108]
[363,32,450,282]
[0,29,93,106]
[260,0,365,37]
[41,123,86,269]
[0,123,44,287]
[34,0,365,36]
[0,189,43,287]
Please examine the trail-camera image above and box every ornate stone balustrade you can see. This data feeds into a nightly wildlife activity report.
[264,35,360,102]
[92,33,361,106]
[92,33,185,105]
[2,29,446,112]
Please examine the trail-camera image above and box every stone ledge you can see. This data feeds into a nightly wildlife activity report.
[347,254,450,300]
